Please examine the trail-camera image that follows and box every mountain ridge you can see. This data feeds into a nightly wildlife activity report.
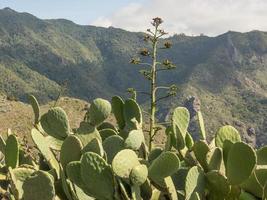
[0,7,266,144]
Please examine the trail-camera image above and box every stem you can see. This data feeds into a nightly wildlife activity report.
[149,26,158,151]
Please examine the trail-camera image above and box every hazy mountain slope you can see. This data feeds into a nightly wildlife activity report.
[0,8,266,144]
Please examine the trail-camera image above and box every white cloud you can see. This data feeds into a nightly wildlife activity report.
[92,0,267,36]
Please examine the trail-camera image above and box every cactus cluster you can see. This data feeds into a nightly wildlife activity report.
[0,94,265,200]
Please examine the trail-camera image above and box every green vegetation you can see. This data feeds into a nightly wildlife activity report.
[0,93,266,199]
[0,8,266,144]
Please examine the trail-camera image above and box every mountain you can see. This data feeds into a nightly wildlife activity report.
[0,7,266,145]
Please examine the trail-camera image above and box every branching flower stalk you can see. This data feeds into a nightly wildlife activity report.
[130,17,177,151]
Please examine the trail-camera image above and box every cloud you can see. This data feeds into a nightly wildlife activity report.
[92,0,267,36]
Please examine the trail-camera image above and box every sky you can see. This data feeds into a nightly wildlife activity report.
[1,0,267,36]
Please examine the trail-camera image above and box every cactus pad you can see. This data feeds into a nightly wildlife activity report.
[5,134,19,169]
[112,96,125,130]
[226,142,256,185]
[130,164,148,186]
[80,152,115,199]
[28,95,40,125]
[40,107,70,139]
[22,170,55,200]
[215,125,241,148]
[99,128,117,141]
[103,135,124,164]
[172,107,190,150]
[60,135,83,169]
[123,99,142,125]
[185,166,205,200]
[193,141,209,172]
[112,149,140,179]
[148,151,180,184]
[86,98,112,126]
[124,129,145,150]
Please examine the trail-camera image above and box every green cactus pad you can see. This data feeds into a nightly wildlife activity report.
[206,147,222,171]
[185,132,194,150]
[98,122,117,131]
[66,161,84,189]
[215,125,241,148]
[206,170,230,198]
[5,134,19,169]
[148,151,180,184]
[112,96,126,130]
[81,138,104,156]
[163,176,178,200]
[185,166,205,200]
[239,190,257,200]
[40,107,70,139]
[256,146,267,165]
[123,99,142,125]
[103,135,125,164]
[86,98,112,126]
[75,122,102,148]
[99,128,117,141]
[172,107,190,150]
[148,147,163,163]
[172,168,189,192]
[130,164,148,186]
[31,129,60,177]
[45,136,63,151]
[23,170,55,200]
[112,149,140,178]
[193,140,210,172]
[222,140,233,167]
[197,111,206,140]
[28,95,40,125]
[8,167,35,199]
[124,129,145,150]
[81,152,115,199]
[227,142,256,185]
[241,166,267,198]
[60,135,83,170]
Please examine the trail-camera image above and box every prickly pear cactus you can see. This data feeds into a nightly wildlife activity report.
[86,98,112,126]
[112,96,126,130]
[60,135,83,170]
[123,99,142,126]
[226,142,256,185]
[103,135,124,164]
[185,166,205,200]
[112,149,140,179]
[5,134,19,169]
[124,129,145,150]
[8,166,35,199]
[80,152,115,199]
[215,125,241,148]
[206,170,230,199]
[130,164,148,186]
[172,107,190,150]
[28,94,40,125]
[99,128,117,141]
[22,170,56,200]
[196,111,206,140]
[148,151,180,185]
[40,107,70,139]
[31,128,60,177]
[193,140,210,172]
[206,147,222,171]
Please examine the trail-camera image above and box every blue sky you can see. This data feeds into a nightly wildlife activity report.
[1,0,267,36]
[0,0,145,24]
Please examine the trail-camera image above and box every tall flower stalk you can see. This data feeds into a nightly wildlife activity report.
[130,17,177,151]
